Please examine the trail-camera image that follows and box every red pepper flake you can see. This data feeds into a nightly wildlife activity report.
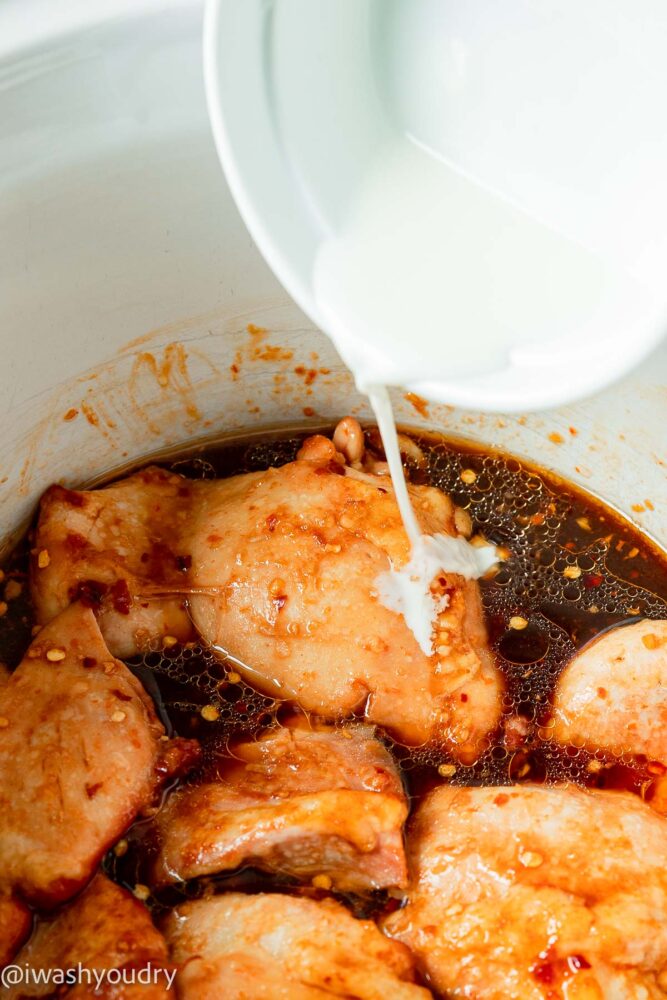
[273,595,287,611]
[493,793,509,806]
[83,657,97,669]
[303,406,315,417]
[584,573,604,589]
[266,514,278,532]
[110,579,132,615]
[567,955,591,973]
[65,531,88,554]
[531,962,554,984]
[85,782,103,799]
[70,579,108,609]
[63,408,79,422]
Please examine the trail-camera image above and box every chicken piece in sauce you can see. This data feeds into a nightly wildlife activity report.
[0,893,31,965]
[152,718,407,892]
[5,873,173,998]
[384,783,667,999]
[31,419,502,757]
[31,475,196,660]
[0,603,196,907]
[164,891,432,1000]
[551,619,667,763]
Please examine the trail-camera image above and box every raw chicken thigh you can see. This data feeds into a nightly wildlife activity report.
[0,603,195,907]
[164,892,431,1000]
[187,443,501,755]
[5,873,172,999]
[152,718,407,892]
[385,783,667,999]
[31,420,502,756]
[32,475,196,660]
[551,619,667,762]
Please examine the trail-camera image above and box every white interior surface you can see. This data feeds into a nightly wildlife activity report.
[205,0,667,410]
[0,0,665,558]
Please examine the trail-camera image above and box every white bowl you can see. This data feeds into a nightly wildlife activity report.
[204,0,667,411]
[0,0,664,555]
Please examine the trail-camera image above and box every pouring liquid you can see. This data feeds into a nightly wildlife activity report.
[313,140,656,390]
[312,138,659,652]
[369,386,496,654]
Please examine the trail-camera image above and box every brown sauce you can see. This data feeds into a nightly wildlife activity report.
[2,426,667,951]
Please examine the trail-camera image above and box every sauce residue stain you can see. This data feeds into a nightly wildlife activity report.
[81,403,99,427]
[229,325,295,385]
[129,343,202,433]
[247,323,267,340]
[548,432,565,445]
[254,345,294,363]
[63,409,79,422]
[405,392,430,419]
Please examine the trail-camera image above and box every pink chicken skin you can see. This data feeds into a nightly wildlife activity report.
[164,892,432,1000]
[152,717,408,892]
[0,603,197,908]
[385,783,667,999]
[31,419,502,759]
[5,873,173,999]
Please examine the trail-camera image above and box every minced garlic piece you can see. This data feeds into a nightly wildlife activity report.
[518,850,544,868]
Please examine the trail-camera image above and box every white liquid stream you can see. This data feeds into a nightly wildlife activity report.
[312,138,657,654]
[368,387,497,656]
